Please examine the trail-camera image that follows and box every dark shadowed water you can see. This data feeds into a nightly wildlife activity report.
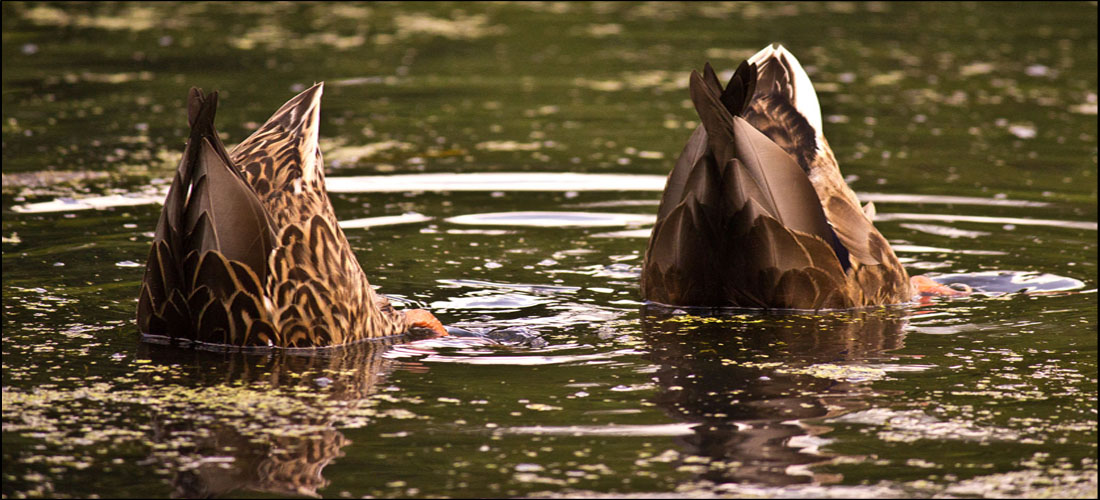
[3,2,1097,498]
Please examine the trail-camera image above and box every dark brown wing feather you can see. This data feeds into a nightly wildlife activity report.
[138,89,277,344]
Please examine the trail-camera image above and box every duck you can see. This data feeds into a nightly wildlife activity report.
[641,44,956,309]
[137,83,447,347]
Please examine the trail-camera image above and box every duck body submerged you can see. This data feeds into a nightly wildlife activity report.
[641,45,913,310]
[138,83,444,348]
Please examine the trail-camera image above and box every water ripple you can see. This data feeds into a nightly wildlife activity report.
[875,213,1097,231]
[326,172,666,193]
[445,211,654,228]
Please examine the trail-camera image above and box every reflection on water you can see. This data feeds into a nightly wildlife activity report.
[137,338,402,498]
[640,308,910,487]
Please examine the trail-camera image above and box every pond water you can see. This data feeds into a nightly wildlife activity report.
[2,2,1097,498]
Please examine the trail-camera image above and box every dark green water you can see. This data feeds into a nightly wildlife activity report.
[3,2,1096,498]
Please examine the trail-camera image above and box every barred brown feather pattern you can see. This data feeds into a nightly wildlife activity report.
[228,84,409,346]
[265,216,407,347]
[139,339,400,497]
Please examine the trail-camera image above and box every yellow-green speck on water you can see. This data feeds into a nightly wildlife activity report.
[3,2,1096,498]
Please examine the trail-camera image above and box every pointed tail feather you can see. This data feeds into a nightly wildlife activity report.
[139,88,275,340]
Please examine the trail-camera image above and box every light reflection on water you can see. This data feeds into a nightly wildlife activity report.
[446,210,654,228]
[325,172,667,193]
[430,291,550,312]
[339,211,432,229]
[874,212,1098,231]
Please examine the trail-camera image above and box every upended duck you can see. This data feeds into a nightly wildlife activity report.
[138,83,447,347]
[641,44,955,309]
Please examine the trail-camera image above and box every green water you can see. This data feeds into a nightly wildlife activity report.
[2,2,1097,498]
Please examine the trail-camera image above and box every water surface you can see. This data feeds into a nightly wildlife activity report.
[3,2,1097,498]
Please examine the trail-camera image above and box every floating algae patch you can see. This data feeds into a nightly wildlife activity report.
[2,342,435,497]
[937,466,1098,498]
[615,468,1099,499]
[774,363,891,383]
[2,371,384,446]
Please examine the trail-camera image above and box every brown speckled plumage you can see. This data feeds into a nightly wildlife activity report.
[138,83,419,347]
[641,45,912,310]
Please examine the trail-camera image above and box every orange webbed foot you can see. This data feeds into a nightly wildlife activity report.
[911,275,970,298]
[405,309,448,337]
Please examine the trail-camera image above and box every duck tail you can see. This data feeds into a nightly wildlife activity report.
[230,82,325,188]
[642,56,851,307]
[138,88,275,344]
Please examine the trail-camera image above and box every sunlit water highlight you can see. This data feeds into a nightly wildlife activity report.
[446,210,654,228]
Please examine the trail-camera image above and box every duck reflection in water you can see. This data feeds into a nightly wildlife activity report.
[640,305,910,487]
[137,335,425,498]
